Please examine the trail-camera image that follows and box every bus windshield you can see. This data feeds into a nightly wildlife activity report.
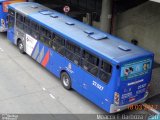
[120,59,152,81]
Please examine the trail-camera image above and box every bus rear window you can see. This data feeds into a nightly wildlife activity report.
[120,59,152,81]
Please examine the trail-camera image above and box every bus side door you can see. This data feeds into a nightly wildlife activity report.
[7,12,15,42]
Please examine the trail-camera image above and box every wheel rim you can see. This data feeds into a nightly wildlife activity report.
[19,42,23,50]
[63,75,69,87]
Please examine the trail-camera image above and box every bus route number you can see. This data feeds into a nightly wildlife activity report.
[92,81,104,91]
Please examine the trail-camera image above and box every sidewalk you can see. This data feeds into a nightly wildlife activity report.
[146,94,160,105]
[148,66,160,98]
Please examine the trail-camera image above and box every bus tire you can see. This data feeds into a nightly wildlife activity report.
[61,72,72,90]
[18,40,25,54]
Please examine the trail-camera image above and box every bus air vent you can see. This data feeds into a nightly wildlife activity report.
[118,45,131,51]
[39,10,53,15]
[65,21,75,26]
[89,33,108,40]
[50,14,58,18]
[31,5,38,9]
[84,30,94,34]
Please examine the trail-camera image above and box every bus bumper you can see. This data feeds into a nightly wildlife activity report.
[110,92,148,113]
[0,27,7,32]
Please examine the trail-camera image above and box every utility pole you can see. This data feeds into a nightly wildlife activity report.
[100,0,112,33]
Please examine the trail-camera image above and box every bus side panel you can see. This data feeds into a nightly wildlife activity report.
[7,20,17,44]
[35,42,46,63]
[49,49,84,87]
[7,26,15,43]
[36,42,51,71]
[27,40,52,73]
[48,50,113,112]
[74,67,119,112]
[48,49,90,96]
[60,56,118,112]
[49,50,68,78]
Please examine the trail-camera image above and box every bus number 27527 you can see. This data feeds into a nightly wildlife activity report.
[92,81,104,91]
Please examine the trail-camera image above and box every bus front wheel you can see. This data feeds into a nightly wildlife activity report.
[18,40,25,54]
[61,72,72,90]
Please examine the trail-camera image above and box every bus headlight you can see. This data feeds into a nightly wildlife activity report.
[114,92,120,105]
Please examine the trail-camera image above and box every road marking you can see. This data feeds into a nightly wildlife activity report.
[42,87,56,100]
[42,87,46,91]
[143,103,160,115]
[49,94,56,99]
[0,48,4,52]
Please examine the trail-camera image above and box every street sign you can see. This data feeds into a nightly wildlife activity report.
[63,6,70,13]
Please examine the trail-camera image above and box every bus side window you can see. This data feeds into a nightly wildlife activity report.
[31,21,39,31]
[23,17,30,33]
[65,41,81,65]
[16,13,24,22]
[99,61,112,83]
[8,16,15,28]
[51,34,65,55]
[40,27,51,38]
[81,51,99,76]
[8,9,15,16]
[46,30,51,39]
[8,9,15,28]
[16,13,24,30]
[39,27,45,42]
[30,21,39,39]
[40,27,51,46]
[30,29,39,40]
[24,17,30,26]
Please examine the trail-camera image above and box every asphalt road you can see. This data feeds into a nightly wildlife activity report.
[0,32,159,120]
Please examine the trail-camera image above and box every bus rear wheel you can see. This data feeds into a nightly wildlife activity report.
[61,72,71,90]
[18,40,25,54]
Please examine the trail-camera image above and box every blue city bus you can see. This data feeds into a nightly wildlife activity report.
[7,2,154,113]
[0,0,8,32]
[0,0,25,32]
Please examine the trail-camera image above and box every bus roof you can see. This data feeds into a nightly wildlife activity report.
[9,2,153,64]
